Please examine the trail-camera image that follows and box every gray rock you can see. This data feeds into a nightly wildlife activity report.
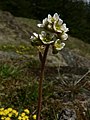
[58,108,76,120]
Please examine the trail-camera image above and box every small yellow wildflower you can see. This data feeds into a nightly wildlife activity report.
[0,108,4,111]
[33,114,36,120]
[21,112,26,117]
[24,109,30,114]
[12,109,17,114]
[15,112,18,117]
[24,115,29,120]
[1,116,5,120]
[4,109,9,115]
[5,117,11,120]
[8,113,13,117]
[18,116,22,120]
[7,108,13,112]
[12,109,18,117]
[0,111,4,115]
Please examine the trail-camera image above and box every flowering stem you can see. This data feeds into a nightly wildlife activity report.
[37,45,50,120]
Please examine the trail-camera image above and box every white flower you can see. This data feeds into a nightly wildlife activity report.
[30,36,34,39]
[60,23,69,32]
[33,33,38,38]
[30,33,38,40]
[37,18,48,27]
[53,13,60,21]
[47,24,52,30]
[48,13,62,24]
[61,33,68,40]
[39,31,54,44]
[53,20,63,33]
[30,32,42,46]
[31,13,69,52]
[47,14,53,23]
[39,31,46,40]
[54,39,65,50]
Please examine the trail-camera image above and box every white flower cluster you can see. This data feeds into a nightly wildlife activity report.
[31,13,69,54]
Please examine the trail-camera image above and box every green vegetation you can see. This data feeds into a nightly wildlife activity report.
[0,50,89,119]
[0,64,20,79]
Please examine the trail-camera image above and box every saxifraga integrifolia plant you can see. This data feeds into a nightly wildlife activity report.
[30,13,69,120]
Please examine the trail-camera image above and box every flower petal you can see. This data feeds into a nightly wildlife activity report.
[39,35,54,44]
[48,14,53,23]
[43,18,48,26]
[39,31,46,39]
[37,24,44,27]
[58,18,63,25]
[39,31,54,44]
[54,39,65,50]
[53,13,59,21]
[53,21,62,33]
[61,23,69,32]
[30,36,34,39]
[47,24,53,30]
[33,33,38,38]
[61,33,68,40]
[42,40,54,44]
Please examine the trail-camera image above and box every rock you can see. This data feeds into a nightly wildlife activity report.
[58,108,76,120]
[46,47,90,70]
[61,48,90,68]
[0,10,39,45]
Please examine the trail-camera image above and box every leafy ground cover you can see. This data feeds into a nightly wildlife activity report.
[0,42,90,120]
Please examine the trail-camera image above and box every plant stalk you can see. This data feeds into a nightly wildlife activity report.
[37,45,49,120]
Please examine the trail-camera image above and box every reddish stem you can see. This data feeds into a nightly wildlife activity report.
[37,45,49,120]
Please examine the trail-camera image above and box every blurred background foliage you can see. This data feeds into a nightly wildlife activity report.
[0,0,90,43]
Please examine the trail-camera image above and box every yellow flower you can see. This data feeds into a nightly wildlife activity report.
[7,108,13,112]
[0,111,4,115]
[15,112,18,117]
[24,109,30,114]
[4,109,9,115]
[5,117,11,120]
[12,109,18,117]
[12,109,17,114]
[8,113,13,117]
[24,115,29,119]
[21,116,29,120]
[21,112,26,117]
[0,108,4,111]
[1,117,5,120]
[33,114,36,120]
[18,116,22,120]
